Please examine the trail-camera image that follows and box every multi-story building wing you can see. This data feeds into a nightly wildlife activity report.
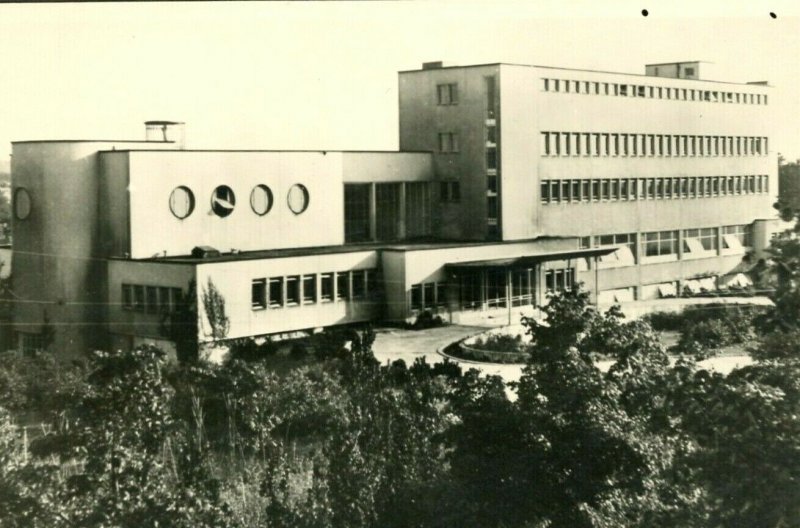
[8,61,777,357]
[399,60,776,303]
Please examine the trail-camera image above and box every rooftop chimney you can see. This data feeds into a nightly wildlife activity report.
[422,61,444,70]
[145,121,185,149]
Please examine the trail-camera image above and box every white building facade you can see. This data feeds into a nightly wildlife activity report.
[8,61,778,356]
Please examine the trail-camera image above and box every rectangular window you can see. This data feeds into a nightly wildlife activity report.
[336,272,349,301]
[366,270,378,299]
[352,271,366,299]
[611,179,619,200]
[302,274,316,304]
[410,284,422,310]
[619,84,628,96]
[572,132,581,156]
[592,180,600,202]
[441,181,460,203]
[593,133,601,156]
[321,273,333,302]
[158,287,171,313]
[344,183,371,243]
[437,83,458,105]
[553,79,560,92]
[542,132,550,155]
[487,195,498,218]
[145,286,158,314]
[542,78,549,91]
[133,285,145,313]
[612,134,619,156]
[644,231,678,257]
[486,148,497,169]
[571,180,580,201]
[561,180,570,202]
[122,284,133,310]
[286,276,300,305]
[582,180,590,201]
[488,175,498,194]
[684,227,718,252]
[541,182,550,203]
[423,282,435,308]
[252,279,266,309]
[268,278,283,308]
[551,181,560,203]
[438,132,459,153]
[582,133,591,156]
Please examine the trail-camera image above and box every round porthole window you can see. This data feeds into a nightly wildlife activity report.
[250,184,274,216]
[169,186,195,219]
[211,185,236,217]
[287,184,309,214]
[14,188,31,220]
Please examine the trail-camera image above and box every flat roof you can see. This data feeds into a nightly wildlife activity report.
[98,149,432,155]
[446,248,617,271]
[12,139,173,145]
[115,236,575,265]
[399,62,771,87]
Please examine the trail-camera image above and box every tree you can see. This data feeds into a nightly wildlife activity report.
[448,287,699,528]
[201,277,230,343]
[162,280,200,362]
[30,346,235,527]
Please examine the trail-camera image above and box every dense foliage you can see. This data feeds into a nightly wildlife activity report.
[1,282,799,526]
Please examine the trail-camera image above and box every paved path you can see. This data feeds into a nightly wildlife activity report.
[371,325,753,391]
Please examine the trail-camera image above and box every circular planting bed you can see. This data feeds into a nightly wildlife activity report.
[445,327,530,364]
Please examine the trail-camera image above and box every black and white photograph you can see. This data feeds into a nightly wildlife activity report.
[1,1,799,526]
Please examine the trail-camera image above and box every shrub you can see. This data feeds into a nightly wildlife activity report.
[290,342,308,360]
[470,333,524,353]
[641,311,686,332]
[406,310,446,330]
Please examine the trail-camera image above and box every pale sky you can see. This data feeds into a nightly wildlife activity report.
[1,0,799,168]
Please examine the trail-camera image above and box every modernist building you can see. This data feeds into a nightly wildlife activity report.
[9,60,777,356]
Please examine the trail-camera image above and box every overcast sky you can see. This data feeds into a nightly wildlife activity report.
[1,0,799,167]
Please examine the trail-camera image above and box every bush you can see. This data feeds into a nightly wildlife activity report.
[290,342,308,360]
[470,333,524,353]
[227,337,278,362]
[406,310,446,330]
[641,311,686,332]
[0,351,87,419]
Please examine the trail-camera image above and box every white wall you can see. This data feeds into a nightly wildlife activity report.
[126,151,347,258]
[195,250,380,341]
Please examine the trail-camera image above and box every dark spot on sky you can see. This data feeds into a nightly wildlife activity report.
[642,9,649,17]
[770,12,777,19]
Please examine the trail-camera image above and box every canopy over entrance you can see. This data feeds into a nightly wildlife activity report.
[442,247,617,316]
[444,247,618,272]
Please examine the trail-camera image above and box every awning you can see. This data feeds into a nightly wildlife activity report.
[720,273,753,289]
[445,247,618,272]
[657,283,678,298]
[683,279,702,294]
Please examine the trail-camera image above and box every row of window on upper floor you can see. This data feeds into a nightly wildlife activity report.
[541,77,768,105]
[251,269,378,310]
[578,225,753,266]
[541,175,769,204]
[122,284,184,314]
[542,132,768,158]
